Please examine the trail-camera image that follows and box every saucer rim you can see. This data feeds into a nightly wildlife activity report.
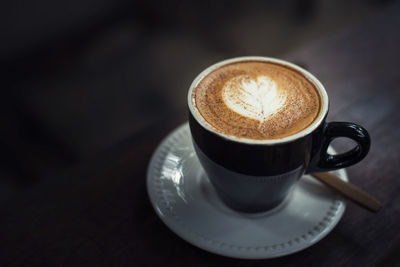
[147,122,347,259]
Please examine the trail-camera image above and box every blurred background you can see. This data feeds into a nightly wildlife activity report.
[0,0,397,187]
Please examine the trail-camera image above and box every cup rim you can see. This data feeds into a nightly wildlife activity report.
[187,56,329,145]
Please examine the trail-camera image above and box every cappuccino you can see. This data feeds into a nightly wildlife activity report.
[192,60,322,140]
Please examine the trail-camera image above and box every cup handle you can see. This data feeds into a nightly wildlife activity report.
[307,122,371,173]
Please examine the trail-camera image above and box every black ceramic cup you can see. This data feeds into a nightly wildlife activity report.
[188,57,370,213]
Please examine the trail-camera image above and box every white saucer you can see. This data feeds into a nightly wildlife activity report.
[147,123,347,259]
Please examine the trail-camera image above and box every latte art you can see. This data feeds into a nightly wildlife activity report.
[192,60,321,140]
[222,75,286,126]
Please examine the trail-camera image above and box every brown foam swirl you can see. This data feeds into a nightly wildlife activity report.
[192,61,322,140]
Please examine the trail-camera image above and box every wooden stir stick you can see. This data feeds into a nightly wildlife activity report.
[312,172,382,212]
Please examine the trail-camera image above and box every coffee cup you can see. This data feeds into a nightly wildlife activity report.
[188,56,370,213]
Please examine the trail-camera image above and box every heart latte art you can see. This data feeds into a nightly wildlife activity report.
[193,61,321,140]
[222,75,286,126]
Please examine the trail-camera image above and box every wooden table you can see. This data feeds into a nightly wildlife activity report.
[1,3,399,267]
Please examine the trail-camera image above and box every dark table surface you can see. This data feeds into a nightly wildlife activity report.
[1,4,400,267]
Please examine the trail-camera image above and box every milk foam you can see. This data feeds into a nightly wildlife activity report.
[193,60,321,140]
[222,75,286,125]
